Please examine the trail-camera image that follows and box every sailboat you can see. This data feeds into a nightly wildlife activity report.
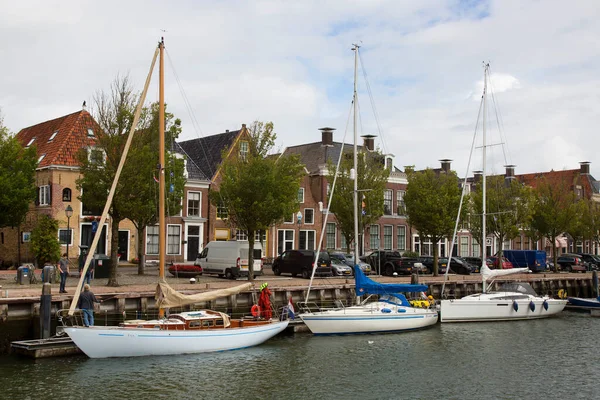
[439,63,566,322]
[299,44,438,335]
[62,39,288,358]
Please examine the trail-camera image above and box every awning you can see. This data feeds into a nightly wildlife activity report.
[555,237,568,248]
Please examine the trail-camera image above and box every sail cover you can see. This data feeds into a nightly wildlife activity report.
[156,281,253,309]
[353,265,428,296]
[480,265,529,281]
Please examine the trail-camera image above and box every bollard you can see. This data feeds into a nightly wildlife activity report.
[40,283,52,339]
[593,270,599,297]
[411,273,419,285]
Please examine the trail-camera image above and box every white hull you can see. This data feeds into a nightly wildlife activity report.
[64,320,289,358]
[440,295,566,322]
[300,302,438,335]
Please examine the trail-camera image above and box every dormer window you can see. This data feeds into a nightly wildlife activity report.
[87,128,95,137]
[26,137,36,147]
[38,154,46,163]
[48,131,58,142]
[239,141,248,160]
[88,147,104,164]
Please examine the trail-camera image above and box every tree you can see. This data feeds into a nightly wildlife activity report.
[529,176,578,272]
[404,169,462,276]
[30,215,61,266]
[209,121,305,281]
[327,150,390,254]
[0,111,38,228]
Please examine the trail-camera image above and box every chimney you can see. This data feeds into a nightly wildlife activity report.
[473,170,483,184]
[242,123,246,129]
[319,127,335,146]
[404,165,415,173]
[440,159,452,173]
[226,129,229,133]
[361,134,376,151]
[580,161,590,175]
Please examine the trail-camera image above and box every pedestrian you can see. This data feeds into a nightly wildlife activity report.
[58,253,69,293]
[77,284,101,327]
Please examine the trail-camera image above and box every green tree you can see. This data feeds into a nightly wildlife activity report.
[529,176,577,272]
[30,215,61,266]
[209,121,305,281]
[327,150,390,254]
[404,168,462,276]
[0,111,38,228]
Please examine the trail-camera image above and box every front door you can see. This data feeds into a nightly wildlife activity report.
[118,231,129,261]
[80,224,107,254]
[187,225,201,261]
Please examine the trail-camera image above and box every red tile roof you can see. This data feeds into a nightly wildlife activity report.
[15,110,99,168]
[517,169,596,198]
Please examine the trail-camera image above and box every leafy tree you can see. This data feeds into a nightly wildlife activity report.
[529,176,577,272]
[209,121,305,281]
[327,149,390,254]
[0,111,38,228]
[30,215,61,266]
[404,168,462,276]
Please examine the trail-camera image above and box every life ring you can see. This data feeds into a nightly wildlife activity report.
[557,289,567,299]
[251,304,261,317]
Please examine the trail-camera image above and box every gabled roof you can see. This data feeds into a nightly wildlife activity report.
[172,141,208,181]
[177,130,241,180]
[15,110,99,168]
[281,141,363,174]
[516,169,599,196]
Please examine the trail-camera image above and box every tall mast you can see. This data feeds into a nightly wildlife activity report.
[352,44,359,268]
[159,38,166,283]
[482,63,488,292]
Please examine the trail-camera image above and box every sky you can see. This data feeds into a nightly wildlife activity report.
[1,0,599,178]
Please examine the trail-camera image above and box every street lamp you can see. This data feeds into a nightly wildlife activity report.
[65,205,73,261]
[296,211,302,226]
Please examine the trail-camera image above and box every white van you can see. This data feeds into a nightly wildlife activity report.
[194,241,263,279]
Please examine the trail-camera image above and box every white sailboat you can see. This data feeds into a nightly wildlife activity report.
[63,39,288,358]
[439,63,566,322]
[299,44,438,335]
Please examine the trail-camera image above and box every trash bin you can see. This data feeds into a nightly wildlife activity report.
[93,254,111,279]
[17,266,30,285]
[42,265,55,283]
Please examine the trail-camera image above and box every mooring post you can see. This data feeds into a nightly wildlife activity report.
[593,270,599,297]
[411,273,419,285]
[40,283,51,339]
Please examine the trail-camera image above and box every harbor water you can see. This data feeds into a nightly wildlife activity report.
[0,311,597,400]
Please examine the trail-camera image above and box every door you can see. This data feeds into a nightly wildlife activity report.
[80,224,107,255]
[118,231,129,261]
[187,225,201,262]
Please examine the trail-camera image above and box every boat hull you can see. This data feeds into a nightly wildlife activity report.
[440,298,566,322]
[567,297,600,309]
[64,320,289,358]
[300,305,438,335]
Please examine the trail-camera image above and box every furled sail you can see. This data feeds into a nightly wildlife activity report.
[353,265,428,296]
[156,281,253,309]
[480,265,529,281]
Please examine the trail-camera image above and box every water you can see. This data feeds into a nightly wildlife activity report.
[1,311,597,400]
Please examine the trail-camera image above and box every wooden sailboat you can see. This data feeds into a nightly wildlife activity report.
[63,39,288,358]
[299,44,438,335]
[439,63,566,322]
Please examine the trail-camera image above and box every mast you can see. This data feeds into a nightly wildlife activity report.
[158,38,166,316]
[352,44,359,270]
[482,63,489,293]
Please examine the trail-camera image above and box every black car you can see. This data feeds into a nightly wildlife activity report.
[576,253,600,271]
[419,256,472,275]
[272,250,332,279]
[556,254,587,272]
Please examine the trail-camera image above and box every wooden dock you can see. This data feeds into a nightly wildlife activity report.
[10,336,82,358]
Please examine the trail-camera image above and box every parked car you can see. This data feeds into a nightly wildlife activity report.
[462,256,493,270]
[361,251,420,276]
[272,250,332,279]
[194,241,263,279]
[330,257,353,276]
[556,254,587,273]
[575,253,600,271]
[454,256,479,273]
[329,252,372,275]
[487,256,513,269]
[418,256,472,275]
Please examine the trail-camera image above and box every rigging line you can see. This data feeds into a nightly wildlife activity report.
[487,66,512,167]
[305,100,354,303]
[358,50,388,154]
[441,93,484,296]
[165,50,218,179]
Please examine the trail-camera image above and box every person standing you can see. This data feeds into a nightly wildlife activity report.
[58,253,69,293]
[77,284,101,327]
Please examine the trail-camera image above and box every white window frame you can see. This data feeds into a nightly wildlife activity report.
[460,236,469,257]
[383,190,392,215]
[239,140,248,160]
[277,229,295,255]
[58,228,73,246]
[383,225,393,250]
[39,185,50,206]
[326,223,336,250]
[304,208,314,225]
[38,154,46,163]
[187,191,201,217]
[397,225,406,252]
[146,225,159,255]
[298,187,305,203]
[370,224,380,250]
[167,224,182,255]
[26,137,36,147]
[396,190,406,215]
[48,131,58,142]
[88,146,105,164]
[299,230,316,250]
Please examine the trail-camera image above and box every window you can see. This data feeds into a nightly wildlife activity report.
[515,236,522,250]
[384,190,392,215]
[26,137,36,147]
[277,230,294,254]
[187,191,201,217]
[38,154,46,163]
[167,225,181,255]
[383,225,392,250]
[414,236,420,254]
[472,239,480,257]
[298,187,305,203]
[299,230,316,250]
[58,229,72,246]
[62,188,71,202]
[397,226,406,251]
[89,148,104,164]
[304,209,314,224]
[239,141,248,160]
[326,223,336,250]
[396,190,405,215]
[460,236,468,256]
[217,200,228,219]
[146,225,159,255]
[48,131,58,142]
[370,225,380,250]
[87,128,95,137]
[235,230,248,241]
[39,185,50,206]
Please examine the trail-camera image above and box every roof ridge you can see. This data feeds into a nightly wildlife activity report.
[20,110,84,131]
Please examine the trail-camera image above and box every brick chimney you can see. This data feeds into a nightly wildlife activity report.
[440,159,452,173]
[580,161,590,175]
[319,127,335,146]
[361,134,376,151]
[473,170,483,184]
[504,164,516,185]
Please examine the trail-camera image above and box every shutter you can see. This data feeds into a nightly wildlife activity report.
[35,187,40,206]
[48,183,52,205]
